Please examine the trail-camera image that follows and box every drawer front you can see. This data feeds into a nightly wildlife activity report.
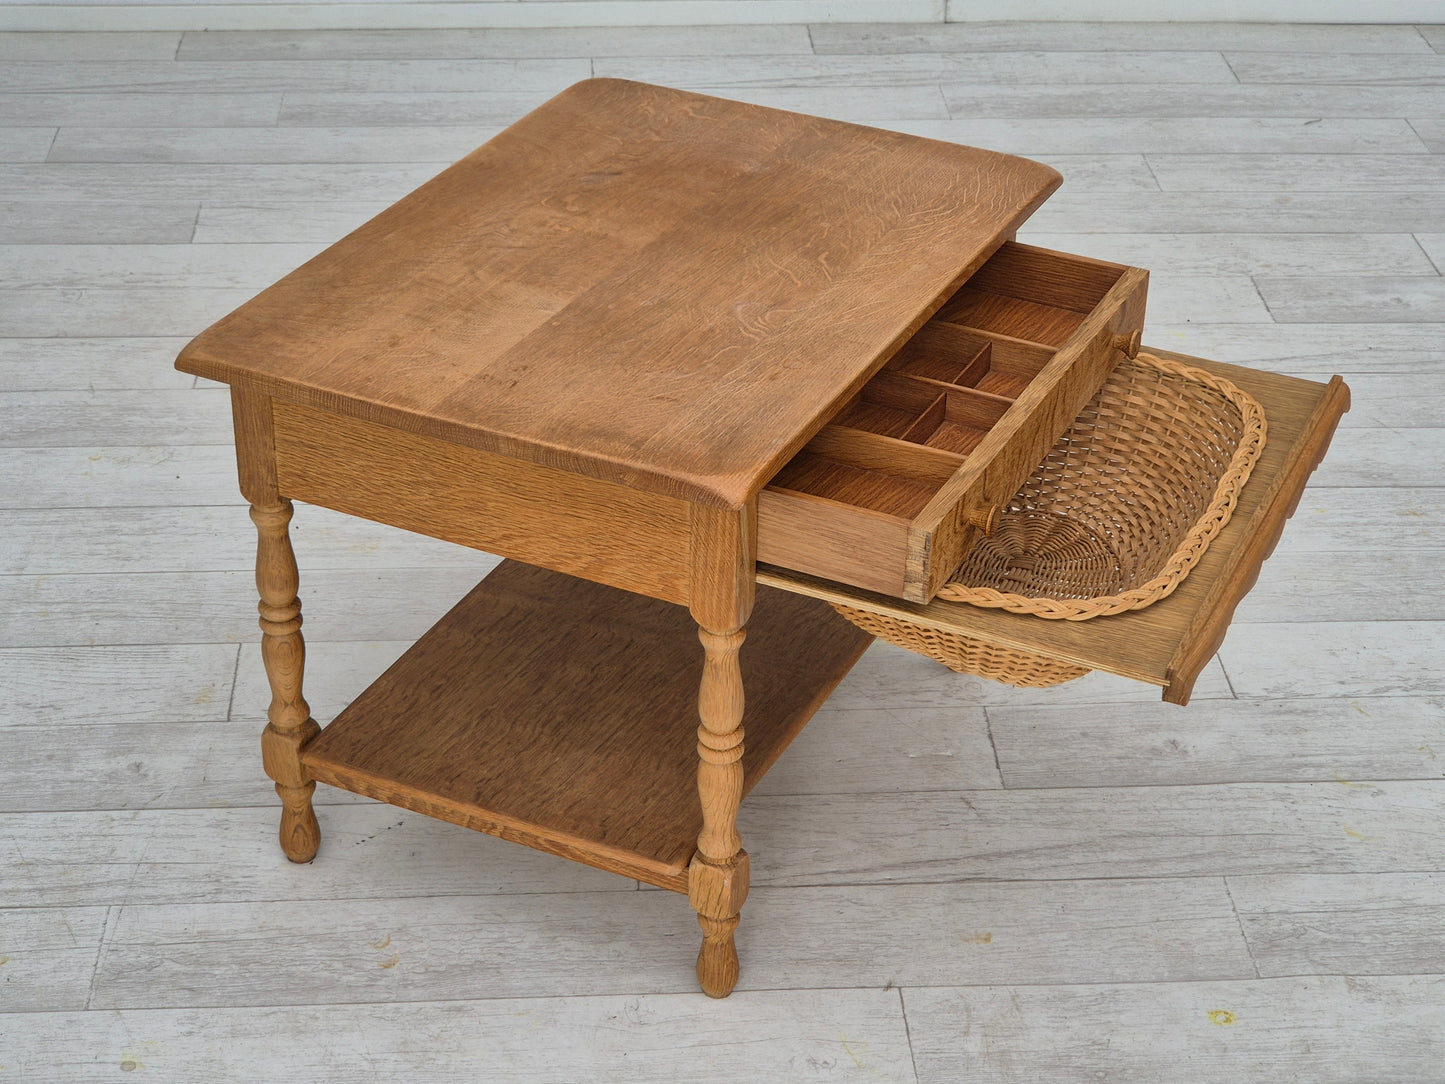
[757,243,1148,602]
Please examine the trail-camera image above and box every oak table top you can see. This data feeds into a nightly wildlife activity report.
[176,77,1060,508]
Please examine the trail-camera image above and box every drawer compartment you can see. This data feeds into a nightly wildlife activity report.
[757,242,1149,602]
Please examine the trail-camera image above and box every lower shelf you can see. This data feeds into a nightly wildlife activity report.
[301,559,873,891]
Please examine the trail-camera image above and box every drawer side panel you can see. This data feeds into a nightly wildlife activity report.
[756,487,910,598]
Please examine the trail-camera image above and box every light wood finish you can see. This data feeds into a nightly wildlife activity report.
[174,78,1060,509]
[270,397,691,605]
[170,83,1070,998]
[762,349,1350,705]
[757,241,1148,601]
[232,385,321,862]
[298,560,871,891]
[249,498,321,862]
[684,501,756,997]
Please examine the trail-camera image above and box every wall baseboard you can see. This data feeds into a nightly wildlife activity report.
[948,0,1445,20]
[1,0,1441,32]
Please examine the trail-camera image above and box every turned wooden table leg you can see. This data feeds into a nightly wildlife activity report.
[690,623,749,998]
[251,499,322,863]
[687,502,755,998]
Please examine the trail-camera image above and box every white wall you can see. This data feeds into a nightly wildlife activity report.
[2,0,1443,33]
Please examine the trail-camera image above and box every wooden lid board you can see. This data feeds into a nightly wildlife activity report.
[177,78,1061,507]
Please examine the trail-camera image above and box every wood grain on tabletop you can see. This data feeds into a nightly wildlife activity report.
[175,78,1061,508]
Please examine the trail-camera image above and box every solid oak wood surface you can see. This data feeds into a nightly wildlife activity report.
[172,77,1060,509]
[300,559,872,892]
[760,348,1350,704]
[270,396,693,605]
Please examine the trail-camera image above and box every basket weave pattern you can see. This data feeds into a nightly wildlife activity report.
[832,351,1268,686]
[832,605,1091,686]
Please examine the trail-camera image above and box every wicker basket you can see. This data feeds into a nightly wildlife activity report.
[833,351,1268,687]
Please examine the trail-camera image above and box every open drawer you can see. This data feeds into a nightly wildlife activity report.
[757,241,1148,603]
[759,350,1351,706]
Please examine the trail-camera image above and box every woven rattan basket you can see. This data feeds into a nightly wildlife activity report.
[832,351,1268,687]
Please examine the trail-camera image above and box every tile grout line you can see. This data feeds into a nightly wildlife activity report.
[982,706,1006,788]
[897,985,922,1083]
[1248,274,1275,322]
[1139,153,1163,192]
[1221,875,1262,980]
[225,641,241,722]
[83,903,119,1011]
[1216,654,1239,700]
[1219,51,1243,85]
[1403,117,1433,154]
[1410,231,1443,276]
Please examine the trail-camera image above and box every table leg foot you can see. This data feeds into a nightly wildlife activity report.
[276,781,321,863]
[690,850,749,998]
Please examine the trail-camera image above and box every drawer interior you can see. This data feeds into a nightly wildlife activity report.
[767,242,1133,522]
[933,240,1128,348]
[758,241,1146,600]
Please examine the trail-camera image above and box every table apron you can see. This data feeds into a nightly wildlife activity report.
[264,396,694,606]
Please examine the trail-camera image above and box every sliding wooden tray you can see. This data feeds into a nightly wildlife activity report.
[759,349,1351,706]
[757,241,1148,603]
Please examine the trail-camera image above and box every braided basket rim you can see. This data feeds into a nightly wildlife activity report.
[934,351,1268,621]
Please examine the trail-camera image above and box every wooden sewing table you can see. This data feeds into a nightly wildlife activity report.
[176,80,1348,998]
